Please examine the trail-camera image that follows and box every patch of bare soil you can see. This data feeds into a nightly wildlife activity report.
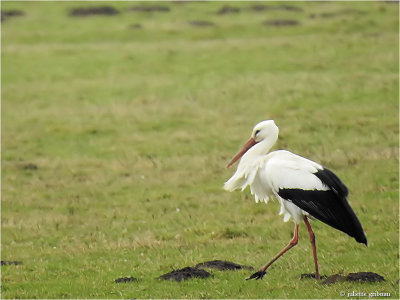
[128,24,142,29]
[217,6,240,15]
[322,274,346,284]
[21,163,38,170]
[263,19,300,26]
[158,267,211,282]
[69,6,119,17]
[309,9,365,19]
[188,20,215,27]
[1,10,24,22]
[128,5,170,13]
[114,276,137,283]
[250,4,303,12]
[172,0,188,4]
[300,273,327,280]
[322,272,385,285]
[1,260,22,266]
[195,260,253,271]
[347,272,385,282]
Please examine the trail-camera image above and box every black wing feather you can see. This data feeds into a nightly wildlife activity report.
[314,168,348,197]
[278,168,367,245]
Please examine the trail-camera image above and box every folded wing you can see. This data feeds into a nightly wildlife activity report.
[266,151,367,245]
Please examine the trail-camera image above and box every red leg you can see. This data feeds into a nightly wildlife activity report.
[247,223,299,280]
[303,216,320,280]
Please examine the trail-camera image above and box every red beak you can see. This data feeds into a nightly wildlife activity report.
[226,137,257,168]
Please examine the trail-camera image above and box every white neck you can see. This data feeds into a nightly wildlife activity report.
[239,134,278,168]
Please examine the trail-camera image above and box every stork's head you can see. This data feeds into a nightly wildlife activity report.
[251,120,279,143]
[226,120,279,168]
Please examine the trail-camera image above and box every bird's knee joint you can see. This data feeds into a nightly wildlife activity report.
[289,239,298,247]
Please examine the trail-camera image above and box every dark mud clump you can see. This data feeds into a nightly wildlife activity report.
[321,274,346,284]
[322,272,385,285]
[1,9,24,22]
[347,272,385,283]
[264,19,300,27]
[195,260,253,271]
[188,20,215,27]
[172,0,189,4]
[69,6,120,17]
[22,163,38,170]
[128,24,142,30]
[249,4,303,12]
[1,260,22,266]
[250,4,270,12]
[114,276,138,283]
[277,5,303,12]
[129,5,170,13]
[158,267,211,282]
[310,9,365,19]
[217,6,240,15]
[300,273,327,280]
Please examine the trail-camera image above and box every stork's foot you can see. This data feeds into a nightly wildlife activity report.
[246,270,266,280]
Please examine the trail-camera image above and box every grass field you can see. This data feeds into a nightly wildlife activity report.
[1,1,399,299]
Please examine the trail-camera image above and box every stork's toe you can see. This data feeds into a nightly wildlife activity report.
[246,270,266,280]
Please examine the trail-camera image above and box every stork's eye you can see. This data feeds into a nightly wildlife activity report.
[254,129,261,136]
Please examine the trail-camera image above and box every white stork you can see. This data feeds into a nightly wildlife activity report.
[224,120,367,280]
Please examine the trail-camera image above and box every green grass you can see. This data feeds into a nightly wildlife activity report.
[2,1,399,298]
